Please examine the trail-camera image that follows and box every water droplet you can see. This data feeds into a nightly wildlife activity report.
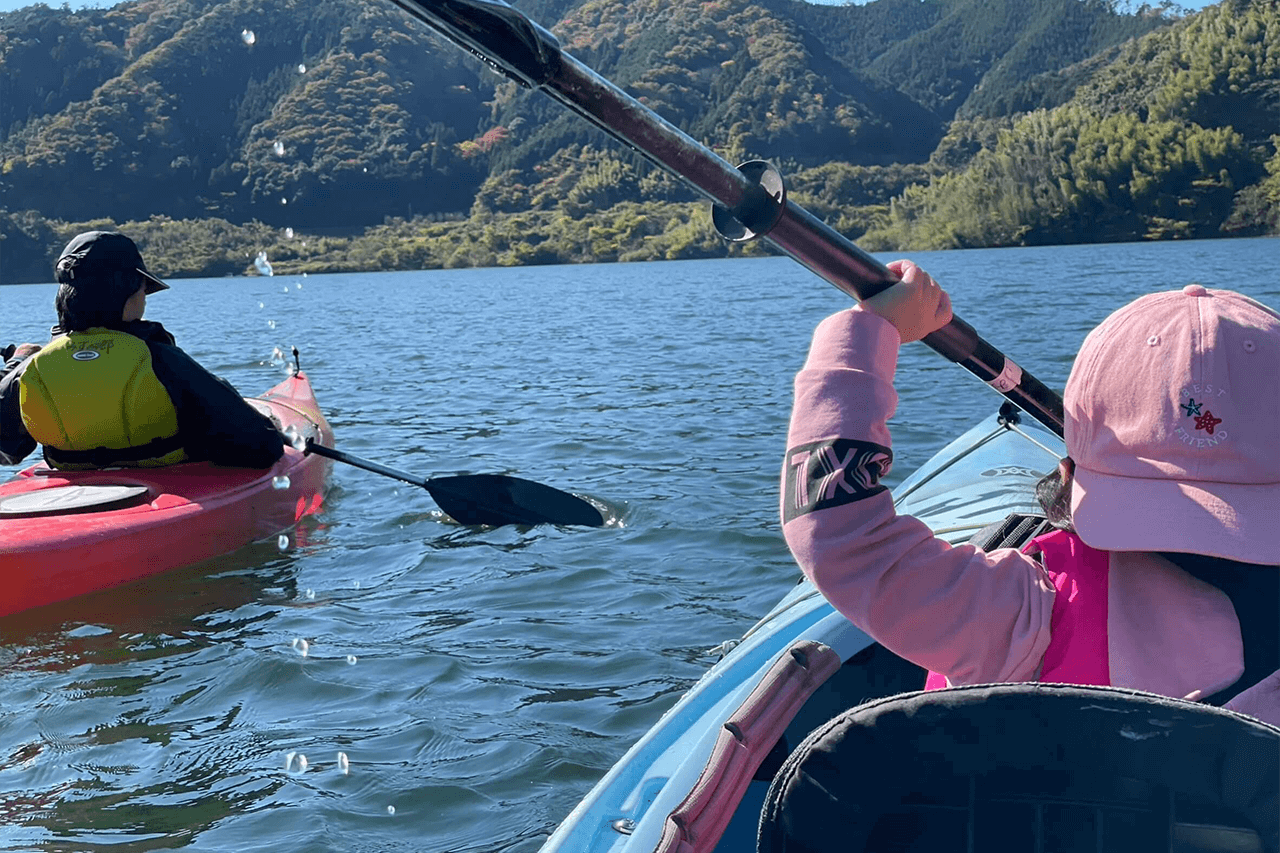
[254,250,273,276]
[346,655,357,665]
[297,754,309,772]
[258,301,264,309]
[281,197,288,205]
[362,167,368,173]
[282,286,290,293]
[292,637,309,657]
[273,140,285,156]
[272,346,284,362]
[272,475,291,490]
[267,319,277,329]
[285,750,297,770]
[278,534,290,551]
[297,63,307,73]
[353,580,362,590]
[295,282,302,290]
[387,806,396,816]
[285,227,294,239]
[305,588,315,599]
[241,28,256,45]
[338,752,350,774]
[283,427,306,451]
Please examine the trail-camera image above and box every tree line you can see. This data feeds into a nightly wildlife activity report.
[1,0,1275,283]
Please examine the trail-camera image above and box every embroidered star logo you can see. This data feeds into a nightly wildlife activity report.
[1180,398,1202,416]
[1194,410,1222,435]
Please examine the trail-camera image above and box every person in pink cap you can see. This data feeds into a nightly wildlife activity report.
[781,260,1280,723]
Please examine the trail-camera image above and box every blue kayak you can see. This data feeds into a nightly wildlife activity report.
[539,407,1280,853]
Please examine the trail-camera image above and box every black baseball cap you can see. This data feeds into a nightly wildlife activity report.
[55,231,170,294]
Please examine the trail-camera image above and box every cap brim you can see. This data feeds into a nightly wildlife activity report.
[137,268,169,294]
[1071,466,1280,566]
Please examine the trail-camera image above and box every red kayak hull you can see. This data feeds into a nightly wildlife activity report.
[0,371,332,618]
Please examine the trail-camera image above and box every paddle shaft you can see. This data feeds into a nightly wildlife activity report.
[384,0,1066,437]
[304,441,429,488]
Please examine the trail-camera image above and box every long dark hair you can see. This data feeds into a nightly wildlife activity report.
[1038,458,1279,705]
[53,264,141,331]
[1035,461,1074,531]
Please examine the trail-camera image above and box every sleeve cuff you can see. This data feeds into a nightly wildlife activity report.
[805,305,901,378]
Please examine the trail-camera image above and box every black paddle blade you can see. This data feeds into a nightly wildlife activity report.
[424,474,605,527]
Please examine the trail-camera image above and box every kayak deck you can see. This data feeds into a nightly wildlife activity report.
[0,371,333,618]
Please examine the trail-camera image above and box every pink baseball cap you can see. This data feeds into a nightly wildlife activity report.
[1065,284,1280,566]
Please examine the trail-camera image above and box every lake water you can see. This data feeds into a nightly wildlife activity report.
[2,237,1279,851]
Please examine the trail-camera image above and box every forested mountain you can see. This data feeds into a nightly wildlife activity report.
[782,0,1164,119]
[1,0,490,227]
[864,0,1280,248]
[0,0,1275,282]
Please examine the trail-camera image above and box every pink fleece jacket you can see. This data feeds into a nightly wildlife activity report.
[782,306,1280,723]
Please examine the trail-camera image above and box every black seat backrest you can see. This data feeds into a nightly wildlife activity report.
[758,683,1280,853]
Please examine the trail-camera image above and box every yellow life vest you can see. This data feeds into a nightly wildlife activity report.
[18,328,188,469]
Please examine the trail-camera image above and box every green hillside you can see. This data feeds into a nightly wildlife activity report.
[862,0,1280,248]
[2,0,1272,282]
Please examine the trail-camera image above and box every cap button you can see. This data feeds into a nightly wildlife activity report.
[1183,284,1208,297]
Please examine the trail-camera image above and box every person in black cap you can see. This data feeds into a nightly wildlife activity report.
[0,231,284,469]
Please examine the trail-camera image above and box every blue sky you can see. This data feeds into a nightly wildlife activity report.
[0,0,1222,11]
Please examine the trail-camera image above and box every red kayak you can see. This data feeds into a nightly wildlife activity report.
[0,371,332,618]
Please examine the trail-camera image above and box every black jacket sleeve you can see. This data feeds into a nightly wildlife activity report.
[0,352,37,466]
[121,319,177,347]
[146,341,286,469]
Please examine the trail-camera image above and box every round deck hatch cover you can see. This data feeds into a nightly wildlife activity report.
[0,485,150,517]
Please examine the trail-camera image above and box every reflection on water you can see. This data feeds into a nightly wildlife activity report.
[0,540,313,659]
[0,530,324,850]
[0,243,1278,851]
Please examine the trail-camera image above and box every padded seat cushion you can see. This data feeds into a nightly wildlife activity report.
[758,683,1280,853]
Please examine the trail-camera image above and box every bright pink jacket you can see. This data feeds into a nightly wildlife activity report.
[782,306,1280,723]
